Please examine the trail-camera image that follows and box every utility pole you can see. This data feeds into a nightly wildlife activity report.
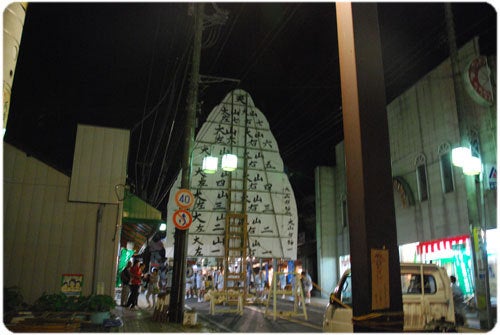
[336,3,403,331]
[444,3,492,329]
[169,2,205,323]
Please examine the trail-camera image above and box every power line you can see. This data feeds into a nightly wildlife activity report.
[239,4,300,82]
[134,10,163,191]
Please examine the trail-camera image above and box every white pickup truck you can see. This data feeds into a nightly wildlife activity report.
[323,263,457,332]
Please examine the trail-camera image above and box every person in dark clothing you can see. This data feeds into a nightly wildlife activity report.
[450,275,465,325]
[120,261,132,306]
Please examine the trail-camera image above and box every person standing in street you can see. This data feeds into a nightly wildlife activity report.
[195,270,206,302]
[216,269,224,291]
[279,267,287,299]
[450,275,465,325]
[302,270,313,304]
[120,261,132,307]
[126,260,143,310]
[185,272,194,299]
[146,268,160,308]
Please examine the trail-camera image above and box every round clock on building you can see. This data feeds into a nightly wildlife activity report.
[464,55,494,107]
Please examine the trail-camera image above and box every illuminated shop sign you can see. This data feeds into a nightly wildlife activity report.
[416,235,469,255]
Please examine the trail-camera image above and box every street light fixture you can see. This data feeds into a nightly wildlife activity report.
[452,146,482,175]
[202,154,238,173]
[451,146,472,167]
[202,156,218,174]
[221,153,238,171]
[451,144,492,329]
[463,156,482,176]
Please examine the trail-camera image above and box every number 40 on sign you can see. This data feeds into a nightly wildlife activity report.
[174,189,194,209]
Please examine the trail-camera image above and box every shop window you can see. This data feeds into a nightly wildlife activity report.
[401,273,437,294]
[415,154,429,201]
[439,143,455,193]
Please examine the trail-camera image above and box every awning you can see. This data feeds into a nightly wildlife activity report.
[416,235,469,254]
[121,190,165,253]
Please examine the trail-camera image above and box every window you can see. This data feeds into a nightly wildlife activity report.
[401,273,437,294]
[417,165,429,200]
[439,143,455,193]
[341,198,348,228]
[415,154,429,201]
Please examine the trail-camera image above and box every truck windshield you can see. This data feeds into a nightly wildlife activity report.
[337,272,437,306]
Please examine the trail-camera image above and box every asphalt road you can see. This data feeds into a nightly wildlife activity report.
[187,297,326,332]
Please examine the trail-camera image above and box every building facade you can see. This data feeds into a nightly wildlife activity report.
[3,125,130,303]
[316,38,496,297]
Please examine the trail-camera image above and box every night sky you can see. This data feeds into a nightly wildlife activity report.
[5,2,496,213]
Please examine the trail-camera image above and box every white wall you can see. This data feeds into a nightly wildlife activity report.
[3,143,121,303]
[69,124,129,204]
[387,38,495,242]
[315,166,337,296]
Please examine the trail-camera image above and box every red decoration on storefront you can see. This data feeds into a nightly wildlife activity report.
[416,235,469,254]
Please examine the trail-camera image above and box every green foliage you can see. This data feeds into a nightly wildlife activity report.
[32,293,70,312]
[4,286,26,313]
[27,292,116,313]
[82,294,116,312]
[65,296,87,311]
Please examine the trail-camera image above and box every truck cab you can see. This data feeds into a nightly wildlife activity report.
[323,263,457,332]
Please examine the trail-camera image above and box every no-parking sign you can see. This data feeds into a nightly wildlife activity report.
[172,209,193,230]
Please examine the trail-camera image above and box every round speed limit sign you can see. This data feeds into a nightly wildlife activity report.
[174,189,195,209]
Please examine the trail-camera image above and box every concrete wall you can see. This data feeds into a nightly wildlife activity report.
[387,38,496,241]
[333,142,350,258]
[315,166,337,296]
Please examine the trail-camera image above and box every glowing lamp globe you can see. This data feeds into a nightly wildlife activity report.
[451,147,471,167]
[202,156,218,174]
[221,154,238,171]
[462,156,482,175]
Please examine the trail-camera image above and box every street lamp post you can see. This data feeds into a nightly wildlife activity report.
[445,3,492,329]
[451,143,493,329]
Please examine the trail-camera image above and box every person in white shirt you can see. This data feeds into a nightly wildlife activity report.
[195,270,206,302]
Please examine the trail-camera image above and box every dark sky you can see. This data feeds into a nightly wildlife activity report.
[5,2,496,212]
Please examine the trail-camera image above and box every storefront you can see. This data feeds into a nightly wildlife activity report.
[338,229,497,300]
[400,230,497,298]
[412,234,474,295]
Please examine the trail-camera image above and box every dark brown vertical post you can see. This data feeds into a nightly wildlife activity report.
[336,3,403,331]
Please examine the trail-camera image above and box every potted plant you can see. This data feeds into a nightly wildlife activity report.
[83,294,116,324]
[4,286,29,323]
[32,293,68,312]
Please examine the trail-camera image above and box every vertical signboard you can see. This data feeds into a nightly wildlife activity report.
[371,248,390,310]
